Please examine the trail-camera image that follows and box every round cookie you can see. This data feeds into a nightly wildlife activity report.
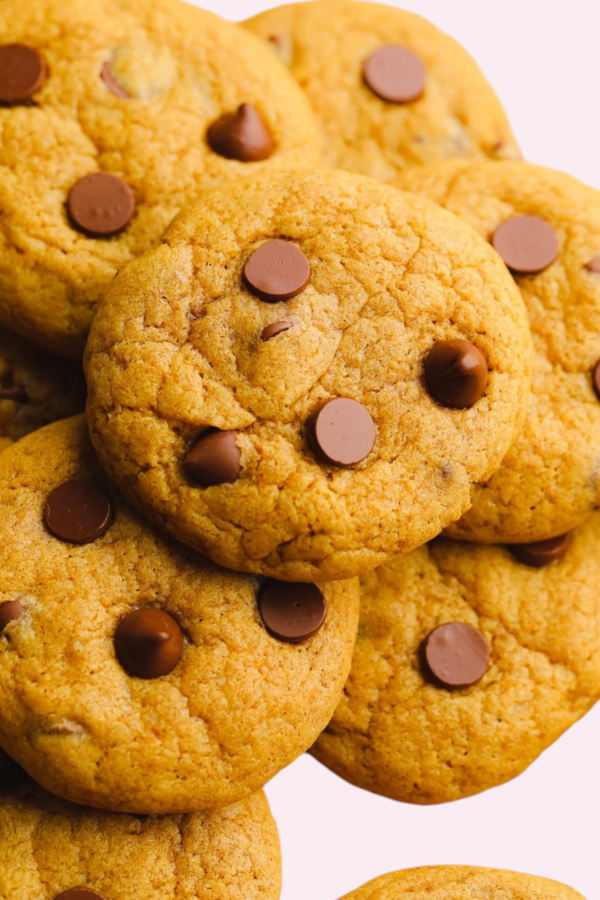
[84,167,531,582]
[0,758,281,900]
[0,0,321,358]
[0,326,85,454]
[339,867,585,900]
[0,416,359,813]
[244,0,520,181]
[312,516,600,804]
[396,160,600,544]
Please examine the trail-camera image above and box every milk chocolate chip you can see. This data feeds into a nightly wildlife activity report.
[67,172,135,237]
[363,45,425,103]
[511,534,570,568]
[593,359,600,401]
[115,608,184,679]
[54,890,109,900]
[492,215,558,274]
[0,599,24,632]
[424,339,488,409]
[423,622,489,690]
[259,581,326,643]
[101,60,131,98]
[585,256,600,274]
[184,430,241,487]
[44,478,113,544]
[244,240,311,303]
[308,398,375,467]
[0,44,47,104]
[260,320,294,342]
[207,103,274,162]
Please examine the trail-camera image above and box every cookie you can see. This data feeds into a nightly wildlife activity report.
[0,754,281,900]
[0,0,321,358]
[0,326,85,454]
[312,515,600,804]
[395,160,600,544]
[0,416,359,813]
[84,167,531,582]
[339,867,585,900]
[244,0,520,181]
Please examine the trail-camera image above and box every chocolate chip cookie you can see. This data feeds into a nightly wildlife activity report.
[244,0,520,181]
[312,516,600,804]
[85,168,531,582]
[339,867,584,900]
[0,416,359,813]
[0,0,321,358]
[0,757,281,900]
[396,160,600,544]
[0,326,85,454]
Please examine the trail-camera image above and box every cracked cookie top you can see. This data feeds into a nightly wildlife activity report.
[85,168,531,582]
[0,0,321,358]
[397,160,600,543]
[244,0,521,181]
[0,416,359,813]
[312,515,600,804]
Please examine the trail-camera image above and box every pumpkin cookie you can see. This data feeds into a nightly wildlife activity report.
[244,0,520,181]
[396,160,600,544]
[0,756,281,900]
[0,0,320,358]
[339,867,585,900]
[0,416,359,813]
[312,516,600,804]
[0,326,85,454]
[85,168,531,582]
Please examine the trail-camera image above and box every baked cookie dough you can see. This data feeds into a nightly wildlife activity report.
[312,516,600,804]
[395,160,600,544]
[0,416,359,813]
[244,0,520,181]
[0,0,320,358]
[0,765,281,900]
[339,867,585,900]
[0,326,85,454]
[85,168,531,582]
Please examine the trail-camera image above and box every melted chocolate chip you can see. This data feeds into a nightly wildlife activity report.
[510,534,570,568]
[0,43,47,104]
[243,240,311,303]
[44,478,113,544]
[492,215,558,275]
[260,320,295,342]
[115,608,184,679]
[424,340,488,409]
[422,622,489,690]
[207,104,275,162]
[54,890,109,900]
[307,398,375,467]
[259,581,326,643]
[363,45,425,103]
[0,600,25,632]
[67,173,135,237]
[184,430,241,487]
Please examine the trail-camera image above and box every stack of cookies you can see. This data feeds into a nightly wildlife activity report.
[0,1,595,898]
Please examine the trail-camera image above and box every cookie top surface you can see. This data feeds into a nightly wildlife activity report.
[0,416,359,813]
[0,0,321,358]
[339,867,584,900]
[244,0,520,181]
[0,326,85,454]
[85,167,531,582]
[396,160,600,543]
[0,771,281,900]
[312,514,600,804]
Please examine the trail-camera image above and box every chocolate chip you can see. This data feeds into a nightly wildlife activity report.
[54,890,109,900]
[585,256,600,274]
[307,398,375,467]
[67,173,135,237]
[243,240,311,303]
[260,320,295,342]
[115,608,184,679]
[44,478,113,545]
[101,61,131,98]
[0,44,47,104]
[492,215,558,274]
[184,430,241,487]
[0,383,29,403]
[0,747,26,790]
[424,340,488,409]
[259,582,326,643]
[423,623,489,690]
[207,103,275,162]
[510,534,570,568]
[593,359,600,401]
[0,600,24,632]
[363,45,425,103]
